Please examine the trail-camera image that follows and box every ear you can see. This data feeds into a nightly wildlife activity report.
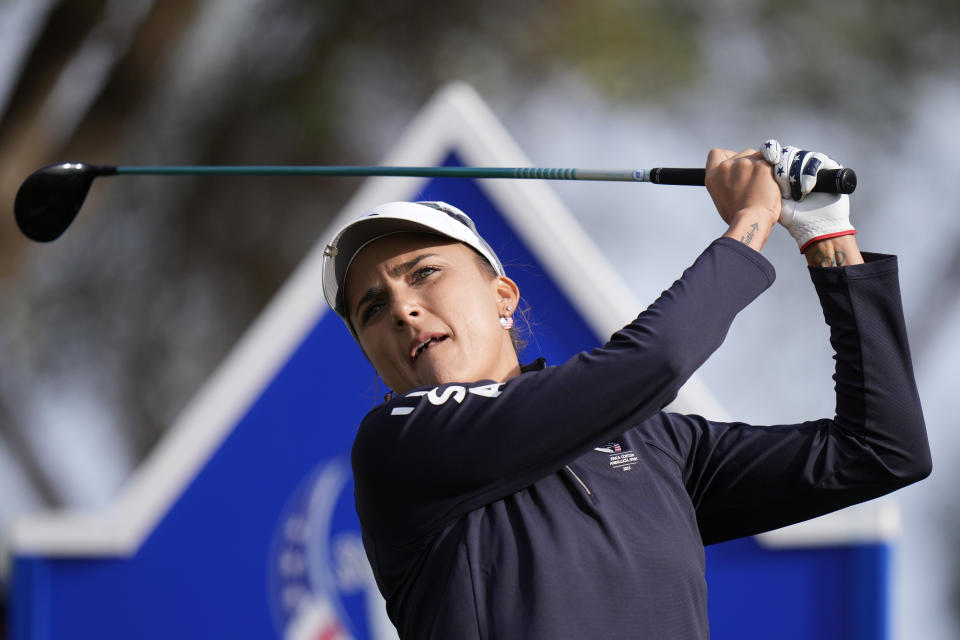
[493,275,520,313]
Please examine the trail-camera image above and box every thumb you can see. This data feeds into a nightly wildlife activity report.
[779,198,798,227]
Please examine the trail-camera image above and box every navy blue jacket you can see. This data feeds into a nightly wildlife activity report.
[351,238,931,639]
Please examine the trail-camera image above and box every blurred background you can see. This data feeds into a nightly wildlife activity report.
[0,0,957,637]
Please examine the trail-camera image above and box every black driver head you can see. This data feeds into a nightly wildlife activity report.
[14,162,116,242]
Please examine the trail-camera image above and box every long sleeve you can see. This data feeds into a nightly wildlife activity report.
[352,237,775,543]
[658,253,931,544]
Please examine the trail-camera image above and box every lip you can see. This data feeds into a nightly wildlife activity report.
[409,332,448,363]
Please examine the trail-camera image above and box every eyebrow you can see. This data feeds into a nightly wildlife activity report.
[352,253,440,319]
[388,253,439,278]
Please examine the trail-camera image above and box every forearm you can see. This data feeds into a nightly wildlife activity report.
[811,254,930,480]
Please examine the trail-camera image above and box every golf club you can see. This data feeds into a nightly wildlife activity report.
[14,162,857,243]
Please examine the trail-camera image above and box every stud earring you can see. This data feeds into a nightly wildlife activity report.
[499,305,514,330]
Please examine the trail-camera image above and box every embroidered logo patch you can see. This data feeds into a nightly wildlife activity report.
[593,442,639,471]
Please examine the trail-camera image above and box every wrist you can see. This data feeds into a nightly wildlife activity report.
[803,234,864,268]
[723,207,776,251]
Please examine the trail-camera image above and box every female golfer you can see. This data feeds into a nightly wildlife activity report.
[321,141,930,639]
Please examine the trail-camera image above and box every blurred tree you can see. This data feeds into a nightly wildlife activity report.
[752,0,960,122]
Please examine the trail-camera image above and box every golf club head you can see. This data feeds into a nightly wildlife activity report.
[14,162,116,242]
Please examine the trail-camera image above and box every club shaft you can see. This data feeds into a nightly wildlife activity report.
[111,165,856,193]
[115,165,652,182]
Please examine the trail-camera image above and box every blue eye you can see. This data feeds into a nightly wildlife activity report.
[413,266,438,281]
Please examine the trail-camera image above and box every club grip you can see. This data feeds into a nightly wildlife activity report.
[810,167,857,194]
[649,167,857,194]
[648,168,705,186]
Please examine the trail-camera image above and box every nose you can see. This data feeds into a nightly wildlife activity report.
[390,292,421,328]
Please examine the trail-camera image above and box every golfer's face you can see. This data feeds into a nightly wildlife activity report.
[346,233,516,393]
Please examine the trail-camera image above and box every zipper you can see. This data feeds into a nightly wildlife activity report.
[564,464,592,496]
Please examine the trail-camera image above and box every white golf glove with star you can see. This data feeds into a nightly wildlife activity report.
[762,139,856,253]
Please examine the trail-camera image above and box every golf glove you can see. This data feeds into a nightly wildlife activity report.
[762,139,855,253]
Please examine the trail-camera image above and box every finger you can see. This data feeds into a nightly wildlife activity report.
[761,139,782,164]
[799,152,825,195]
[772,144,797,199]
[788,148,809,201]
[706,148,738,171]
[799,151,843,195]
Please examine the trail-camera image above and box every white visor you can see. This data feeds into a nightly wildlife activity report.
[321,201,505,332]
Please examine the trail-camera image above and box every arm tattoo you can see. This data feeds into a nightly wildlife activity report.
[740,222,760,247]
[812,249,847,268]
